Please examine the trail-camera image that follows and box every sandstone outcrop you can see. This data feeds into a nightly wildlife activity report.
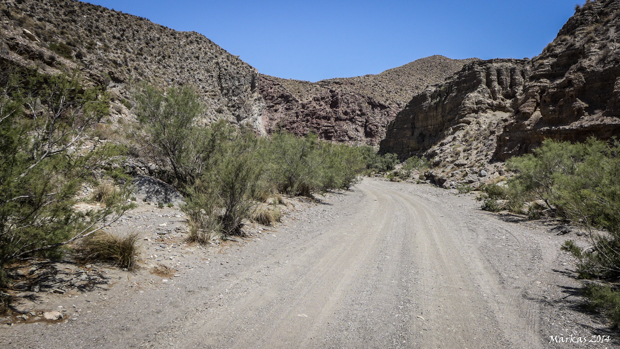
[380,0,620,187]
[496,0,620,160]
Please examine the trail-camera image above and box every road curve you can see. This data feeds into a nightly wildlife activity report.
[163,178,541,348]
[5,178,592,348]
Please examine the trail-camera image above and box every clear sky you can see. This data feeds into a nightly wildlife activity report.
[83,0,585,82]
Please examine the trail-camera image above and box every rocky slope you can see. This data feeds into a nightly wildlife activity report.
[496,0,620,160]
[0,0,265,130]
[0,0,473,145]
[259,56,476,145]
[380,0,620,187]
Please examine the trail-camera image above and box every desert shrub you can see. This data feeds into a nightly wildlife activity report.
[78,232,139,270]
[251,205,281,226]
[133,83,205,187]
[581,283,620,327]
[457,184,474,194]
[402,156,429,172]
[397,155,430,179]
[508,138,620,230]
[261,132,365,195]
[184,179,222,244]
[136,84,367,239]
[49,42,72,59]
[315,142,365,190]
[0,69,132,270]
[358,147,400,173]
[478,183,507,212]
[92,182,115,203]
[261,132,322,196]
[210,130,263,235]
[181,123,263,236]
[508,138,620,325]
[506,139,584,212]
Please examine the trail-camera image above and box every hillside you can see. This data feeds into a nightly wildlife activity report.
[0,0,471,145]
[0,0,265,130]
[259,56,476,145]
[380,0,620,187]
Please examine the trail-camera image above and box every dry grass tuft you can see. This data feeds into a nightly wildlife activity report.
[251,206,281,226]
[77,231,139,270]
[92,182,115,204]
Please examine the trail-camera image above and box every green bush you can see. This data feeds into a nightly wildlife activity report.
[136,84,368,240]
[49,42,73,59]
[360,148,400,173]
[456,184,473,194]
[134,83,205,187]
[180,123,262,236]
[581,283,620,327]
[508,138,620,235]
[0,69,132,277]
[262,132,322,196]
[508,138,620,325]
[402,156,429,172]
[479,183,507,212]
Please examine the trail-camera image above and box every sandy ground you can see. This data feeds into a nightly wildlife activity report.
[1,178,618,348]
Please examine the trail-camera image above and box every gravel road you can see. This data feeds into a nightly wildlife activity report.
[1,178,617,348]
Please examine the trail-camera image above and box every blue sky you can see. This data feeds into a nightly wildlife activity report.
[84,0,585,82]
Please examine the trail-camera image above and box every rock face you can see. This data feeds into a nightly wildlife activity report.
[259,56,476,145]
[496,0,620,160]
[380,0,620,186]
[381,59,530,156]
[0,0,265,130]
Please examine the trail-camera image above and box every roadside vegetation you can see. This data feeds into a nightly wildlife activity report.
[0,68,134,289]
[132,83,394,243]
[0,73,428,310]
[480,138,620,326]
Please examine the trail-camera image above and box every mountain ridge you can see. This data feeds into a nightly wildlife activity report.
[0,0,474,145]
[259,55,476,145]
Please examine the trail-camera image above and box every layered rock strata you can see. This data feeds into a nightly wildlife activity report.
[380,0,620,186]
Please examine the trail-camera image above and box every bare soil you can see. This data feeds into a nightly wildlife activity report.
[1,178,617,348]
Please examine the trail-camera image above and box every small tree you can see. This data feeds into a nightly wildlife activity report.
[263,132,322,196]
[133,83,205,187]
[183,122,263,237]
[0,69,131,278]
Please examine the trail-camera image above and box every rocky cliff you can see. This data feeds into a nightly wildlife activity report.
[496,0,620,160]
[0,0,265,130]
[380,0,620,187]
[259,56,476,145]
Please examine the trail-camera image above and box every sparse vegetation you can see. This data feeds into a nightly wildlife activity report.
[581,283,620,327]
[496,138,620,325]
[251,205,282,226]
[92,182,116,204]
[457,184,474,194]
[360,148,400,173]
[48,42,73,59]
[135,83,369,241]
[0,69,132,284]
[398,155,429,178]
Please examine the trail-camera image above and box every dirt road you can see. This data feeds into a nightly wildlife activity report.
[1,178,615,348]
